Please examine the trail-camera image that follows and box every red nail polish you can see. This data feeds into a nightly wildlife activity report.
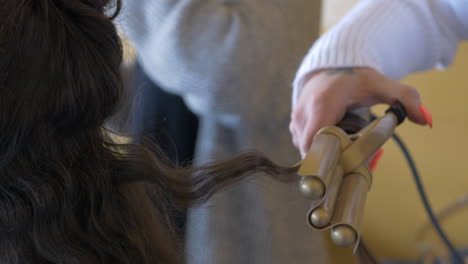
[370,149,384,172]
[419,105,433,128]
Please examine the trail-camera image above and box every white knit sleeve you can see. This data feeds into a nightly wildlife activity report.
[293,0,468,107]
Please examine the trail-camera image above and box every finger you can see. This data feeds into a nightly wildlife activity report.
[374,80,427,126]
[395,84,427,125]
[290,107,308,150]
[419,105,433,128]
[291,107,306,133]
[289,120,300,149]
[299,105,344,158]
[369,148,384,172]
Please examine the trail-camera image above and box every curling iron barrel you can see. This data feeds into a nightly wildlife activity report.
[298,132,341,200]
[298,103,407,251]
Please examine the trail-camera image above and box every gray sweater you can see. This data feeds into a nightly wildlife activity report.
[119,1,328,263]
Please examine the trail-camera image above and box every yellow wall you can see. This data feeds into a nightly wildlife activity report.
[326,43,468,264]
[328,42,468,264]
[326,43,468,263]
[359,43,468,260]
[322,1,468,261]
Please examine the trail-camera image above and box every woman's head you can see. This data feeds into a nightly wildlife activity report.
[0,0,155,262]
[0,0,298,263]
[0,0,122,165]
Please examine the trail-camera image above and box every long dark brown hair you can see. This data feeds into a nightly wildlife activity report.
[0,0,297,263]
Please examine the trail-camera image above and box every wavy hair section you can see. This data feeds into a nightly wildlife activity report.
[0,0,299,263]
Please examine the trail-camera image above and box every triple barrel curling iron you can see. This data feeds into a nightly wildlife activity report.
[297,103,407,252]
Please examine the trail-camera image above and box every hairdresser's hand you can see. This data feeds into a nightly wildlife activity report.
[290,67,431,158]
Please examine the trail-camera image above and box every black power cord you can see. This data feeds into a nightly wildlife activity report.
[344,106,462,263]
[392,133,464,264]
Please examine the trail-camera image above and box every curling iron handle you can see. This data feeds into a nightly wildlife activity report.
[338,103,407,133]
[385,102,407,125]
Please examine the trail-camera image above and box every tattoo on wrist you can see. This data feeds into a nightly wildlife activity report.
[325,67,356,76]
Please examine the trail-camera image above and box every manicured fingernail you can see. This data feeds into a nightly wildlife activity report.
[369,149,384,172]
[419,105,433,128]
